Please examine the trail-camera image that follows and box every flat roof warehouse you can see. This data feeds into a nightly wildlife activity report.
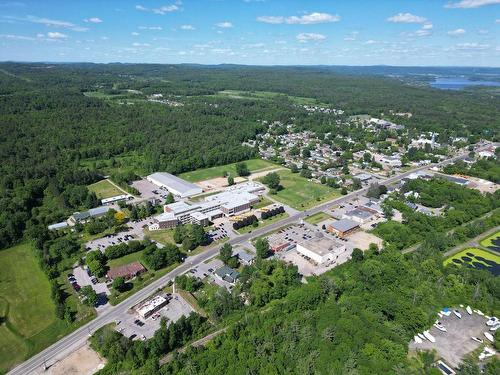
[147,172,202,198]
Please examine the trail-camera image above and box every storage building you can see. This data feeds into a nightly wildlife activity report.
[147,172,202,198]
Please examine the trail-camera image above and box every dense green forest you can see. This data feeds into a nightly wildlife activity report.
[1,63,499,250]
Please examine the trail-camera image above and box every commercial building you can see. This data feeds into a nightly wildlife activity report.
[296,236,346,264]
[328,219,360,238]
[354,173,372,182]
[107,261,146,280]
[439,174,469,186]
[380,155,402,168]
[147,172,202,198]
[148,182,265,231]
[136,295,169,319]
[343,208,374,224]
[151,212,178,230]
[68,206,110,225]
[101,194,133,205]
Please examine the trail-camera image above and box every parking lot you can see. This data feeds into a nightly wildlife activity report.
[131,179,165,201]
[85,218,153,252]
[409,309,491,368]
[207,223,230,242]
[117,293,194,340]
[188,258,224,280]
[72,266,110,307]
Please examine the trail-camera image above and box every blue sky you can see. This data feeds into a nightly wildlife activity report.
[0,0,499,66]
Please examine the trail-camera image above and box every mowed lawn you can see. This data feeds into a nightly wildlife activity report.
[305,212,332,225]
[143,228,175,245]
[87,179,125,199]
[178,159,277,182]
[263,170,340,210]
[0,243,57,372]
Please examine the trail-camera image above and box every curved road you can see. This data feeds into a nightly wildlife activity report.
[9,150,472,375]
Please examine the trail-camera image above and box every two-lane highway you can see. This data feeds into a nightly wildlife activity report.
[9,149,474,375]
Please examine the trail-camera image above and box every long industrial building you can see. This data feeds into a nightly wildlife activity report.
[147,172,202,198]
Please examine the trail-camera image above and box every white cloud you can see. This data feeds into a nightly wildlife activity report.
[132,42,150,47]
[448,28,466,35]
[422,23,433,30]
[131,32,139,36]
[344,31,359,41]
[138,26,162,30]
[0,33,35,40]
[496,19,500,23]
[180,24,195,30]
[415,29,432,36]
[365,39,380,44]
[387,13,427,23]
[5,15,88,31]
[257,12,340,25]
[445,0,500,8]
[83,17,102,23]
[216,21,233,28]
[136,4,179,14]
[454,42,490,50]
[47,31,68,39]
[296,32,326,42]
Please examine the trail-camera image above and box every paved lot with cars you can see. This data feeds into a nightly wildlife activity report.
[189,259,224,280]
[409,309,492,368]
[72,266,110,308]
[117,293,194,340]
[131,179,164,201]
[85,232,137,252]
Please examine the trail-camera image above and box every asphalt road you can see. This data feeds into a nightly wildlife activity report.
[8,150,473,375]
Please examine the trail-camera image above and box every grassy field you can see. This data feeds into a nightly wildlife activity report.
[0,244,60,372]
[215,90,326,106]
[178,159,277,182]
[87,179,125,199]
[261,170,341,211]
[252,196,274,210]
[107,250,146,269]
[143,228,175,245]
[237,212,289,234]
[305,212,333,225]
[480,230,500,248]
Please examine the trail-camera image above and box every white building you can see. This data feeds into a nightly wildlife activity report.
[136,295,169,319]
[147,172,202,198]
[296,236,346,264]
[101,194,133,205]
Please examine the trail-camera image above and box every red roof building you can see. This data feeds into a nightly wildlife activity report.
[107,261,146,280]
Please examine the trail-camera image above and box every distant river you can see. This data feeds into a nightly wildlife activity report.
[430,77,500,90]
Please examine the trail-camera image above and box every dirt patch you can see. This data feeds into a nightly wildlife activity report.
[38,344,105,375]
[195,177,246,191]
[349,231,383,250]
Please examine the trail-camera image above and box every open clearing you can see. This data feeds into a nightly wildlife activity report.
[87,179,125,199]
[305,212,332,225]
[143,228,175,245]
[261,170,340,211]
[0,243,57,372]
[178,159,277,183]
[215,90,326,106]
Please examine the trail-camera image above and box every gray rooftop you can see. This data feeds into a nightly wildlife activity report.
[344,208,373,219]
[148,172,202,197]
[330,219,360,232]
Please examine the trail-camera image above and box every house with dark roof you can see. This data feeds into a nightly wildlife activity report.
[214,266,240,284]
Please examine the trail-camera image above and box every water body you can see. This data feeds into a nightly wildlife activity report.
[430,77,500,90]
